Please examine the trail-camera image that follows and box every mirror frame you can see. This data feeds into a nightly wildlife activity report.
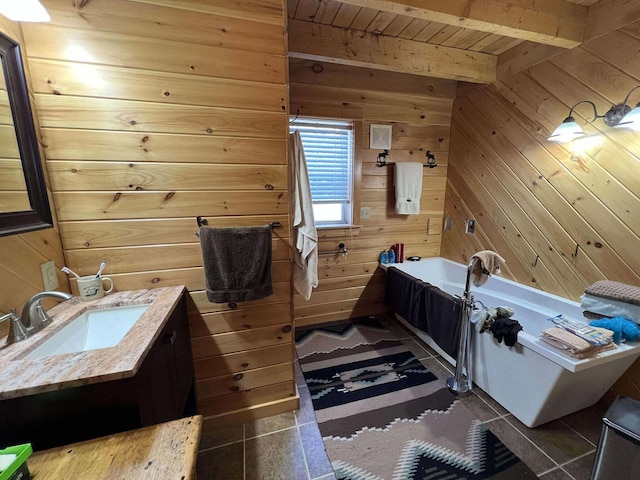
[0,31,52,237]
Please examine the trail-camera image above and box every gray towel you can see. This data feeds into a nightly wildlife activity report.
[200,225,273,303]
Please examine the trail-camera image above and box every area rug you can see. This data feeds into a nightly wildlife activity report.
[295,316,536,479]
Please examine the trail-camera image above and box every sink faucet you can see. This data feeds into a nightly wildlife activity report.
[20,291,74,334]
[0,310,28,344]
[2,291,73,345]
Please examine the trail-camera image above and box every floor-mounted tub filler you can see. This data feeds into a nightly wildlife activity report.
[383,257,640,428]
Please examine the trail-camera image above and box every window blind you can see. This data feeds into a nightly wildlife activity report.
[291,120,353,204]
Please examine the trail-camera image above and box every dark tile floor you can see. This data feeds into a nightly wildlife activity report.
[196,315,608,479]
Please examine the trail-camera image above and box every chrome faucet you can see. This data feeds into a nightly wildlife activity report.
[0,291,74,344]
[0,309,28,344]
[20,291,74,334]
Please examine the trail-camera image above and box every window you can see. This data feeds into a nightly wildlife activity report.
[290,118,354,226]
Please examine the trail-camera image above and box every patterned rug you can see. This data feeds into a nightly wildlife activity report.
[295,316,537,480]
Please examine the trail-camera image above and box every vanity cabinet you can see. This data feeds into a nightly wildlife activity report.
[0,294,196,451]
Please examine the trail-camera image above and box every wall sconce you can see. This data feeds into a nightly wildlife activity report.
[548,86,640,143]
[0,0,50,22]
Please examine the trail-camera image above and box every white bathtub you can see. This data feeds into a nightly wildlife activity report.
[383,257,640,427]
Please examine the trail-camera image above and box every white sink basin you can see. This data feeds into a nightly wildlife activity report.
[25,304,150,360]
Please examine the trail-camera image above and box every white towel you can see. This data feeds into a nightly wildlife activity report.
[290,131,318,300]
[581,293,640,324]
[394,162,423,215]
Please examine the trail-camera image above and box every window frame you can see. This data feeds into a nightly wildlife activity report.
[290,117,361,228]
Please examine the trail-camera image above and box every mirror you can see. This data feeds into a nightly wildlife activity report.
[0,30,51,237]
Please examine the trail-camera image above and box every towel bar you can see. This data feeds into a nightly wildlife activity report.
[196,217,282,235]
[376,150,437,168]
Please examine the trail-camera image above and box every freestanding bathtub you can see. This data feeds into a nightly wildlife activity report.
[383,257,640,427]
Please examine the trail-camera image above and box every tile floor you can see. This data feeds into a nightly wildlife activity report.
[196,315,610,479]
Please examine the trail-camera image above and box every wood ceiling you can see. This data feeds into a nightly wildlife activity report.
[287,0,637,85]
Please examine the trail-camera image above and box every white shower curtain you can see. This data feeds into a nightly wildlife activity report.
[290,131,318,300]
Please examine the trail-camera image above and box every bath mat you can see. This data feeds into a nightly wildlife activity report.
[295,316,536,479]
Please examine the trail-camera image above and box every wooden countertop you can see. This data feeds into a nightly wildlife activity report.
[29,415,202,479]
[0,286,185,400]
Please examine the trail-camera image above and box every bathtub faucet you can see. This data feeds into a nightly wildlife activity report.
[446,257,476,397]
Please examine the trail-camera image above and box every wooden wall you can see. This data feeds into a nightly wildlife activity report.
[28,0,294,424]
[290,59,456,326]
[444,23,640,399]
[0,16,69,330]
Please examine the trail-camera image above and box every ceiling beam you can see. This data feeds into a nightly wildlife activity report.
[496,41,564,80]
[334,0,586,48]
[288,19,497,84]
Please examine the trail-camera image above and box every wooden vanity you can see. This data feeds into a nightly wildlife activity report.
[0,286,197,450]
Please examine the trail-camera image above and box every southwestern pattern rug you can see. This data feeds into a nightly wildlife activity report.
[295,316,536,480]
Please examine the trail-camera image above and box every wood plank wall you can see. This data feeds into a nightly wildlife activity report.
[290,59,456,326]
[0,16,69,332]
[27,0,294,424]
[444,23,640,400]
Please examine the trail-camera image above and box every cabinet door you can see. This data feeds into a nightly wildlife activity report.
[136,295,195,425]
[164,296,195,415]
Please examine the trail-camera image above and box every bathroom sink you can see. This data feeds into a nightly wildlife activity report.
[25,304,150,360]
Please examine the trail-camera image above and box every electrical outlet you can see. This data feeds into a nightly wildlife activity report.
[40,260,59,290]
[360,207,371,220]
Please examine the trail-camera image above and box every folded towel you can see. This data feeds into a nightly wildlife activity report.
[200,225,273,303]
[586,280,640,306]
[394,162,423,215]
[580,293,640,324]
[470,250,505,287]
[540,327,616,358]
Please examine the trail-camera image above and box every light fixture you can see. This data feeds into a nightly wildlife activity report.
[548,86,640,142]
[0,0,50,22]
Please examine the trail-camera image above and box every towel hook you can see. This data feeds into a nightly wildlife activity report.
[425,150,437,168]
[571,244,580,258]
[376,150,390,167]
[532,254,539,267]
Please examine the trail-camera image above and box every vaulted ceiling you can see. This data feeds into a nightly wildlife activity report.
[287,0,639,85]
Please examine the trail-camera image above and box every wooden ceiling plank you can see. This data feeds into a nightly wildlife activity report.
[331,3,361,28]
[349,6,380,31]
[366,11,398,34]
[397,17,430,40]
[480,36,524,55]
[412,21,446,42]
[428,25,463,46]
[334,0,586,48]
[288,19,496,83]
[440,27,479,48]
[293,0,321,21]
[466,33,504,52]
[452,30,490,50]
[586,0,640,42]
[381,14,414,37]
[313,0,342,24]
